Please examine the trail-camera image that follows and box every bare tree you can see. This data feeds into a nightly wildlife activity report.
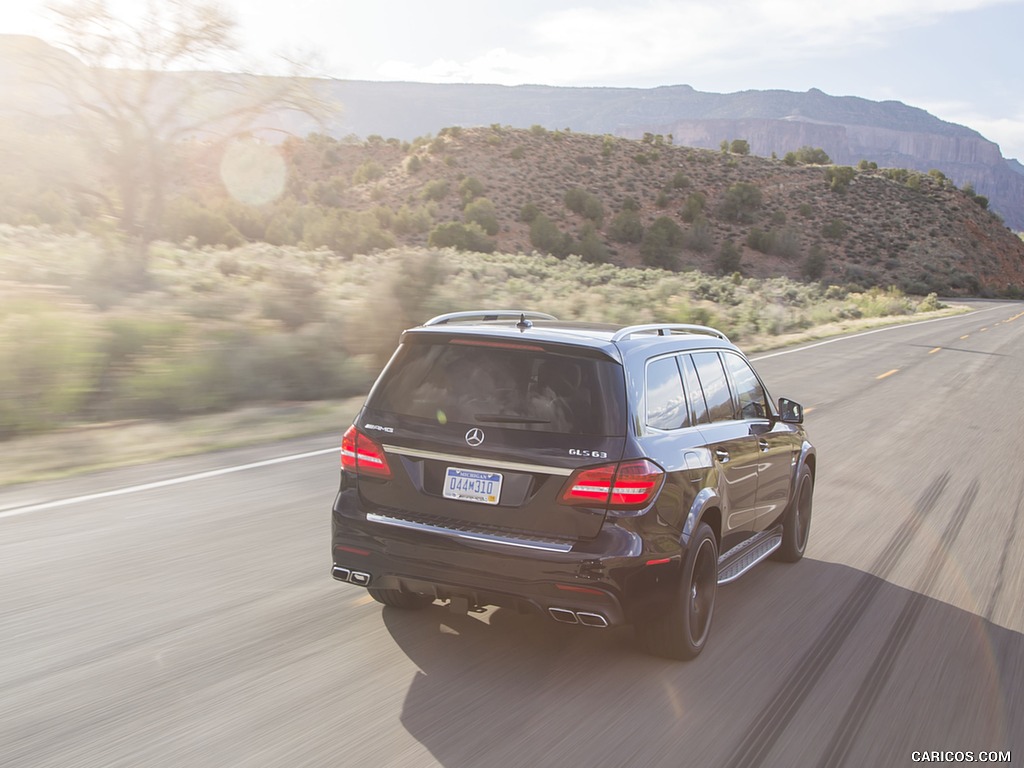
[29,0,328,284]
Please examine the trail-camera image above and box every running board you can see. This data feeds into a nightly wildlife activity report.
[717,526,783,585]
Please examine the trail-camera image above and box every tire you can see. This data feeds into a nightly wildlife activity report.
[774,463,813,563]
[367,587,433,609]
[636,522,718,660]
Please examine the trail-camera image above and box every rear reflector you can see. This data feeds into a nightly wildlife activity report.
[555,583,608,596]
[560,459,664,509]
[341,425,392,479]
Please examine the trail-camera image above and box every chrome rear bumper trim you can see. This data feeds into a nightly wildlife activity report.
[383,445,574,476]
[366,512,574,553]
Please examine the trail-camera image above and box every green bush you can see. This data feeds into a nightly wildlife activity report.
[564,188,604,224]
[352,161,384,185]
[680,192,706,223]
[421,179,450,202]
[459,176,485,206]
[161,198,244,248]
[572,223,610,264]
[464,197,500,235]
[682,216,714,253]
[718,183,762,223]
[519,202,541,223]
[529,214,572,257]
[428,222,495,253]
[640,217,683,269]
[714,241,741,274]
[607,210,644,244]
[825,166,856,192]
[0,294,100,437]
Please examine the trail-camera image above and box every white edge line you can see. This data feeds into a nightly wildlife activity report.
[749,305,1004,362]
[0,304,1013,520]
[0,446,340,520]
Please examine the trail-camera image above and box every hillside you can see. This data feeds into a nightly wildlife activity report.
[1,35,1022,228]
[267,127,1024,296]
[303,80,1024,230]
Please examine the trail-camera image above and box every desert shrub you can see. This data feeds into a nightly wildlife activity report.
[259,265,325,330]
[161,198,244,248]
[529,214,573,257]
[718,183,762,223]
[747,229,774,254]
[405,155,423,174]
[464,197,499,235]
[519,202,541,223]
[795,146,832,165]
[680,192,706,223]
[682,216,714,253]
[802,245,827,280]
[773,228,802,260]
[572,223,610,264]
[303,209,394,257]
[352,161,384,185]
[427,222,495,253]
[607,210,644,244]
[714,241,742,274]
[822,219,849,241]
[640,217,683,269]
[421,179,450,202]
[392,204,433,236]
[459,176,485,206]
[564,188,604,224]
[0,294,100,436]
[825,166,856,192]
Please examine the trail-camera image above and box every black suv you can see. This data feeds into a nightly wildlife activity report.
[331,311,815,659]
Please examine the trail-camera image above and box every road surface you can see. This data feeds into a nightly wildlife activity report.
[2,302,1023,767]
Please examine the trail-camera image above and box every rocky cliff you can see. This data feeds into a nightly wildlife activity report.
[619,116,1024,229]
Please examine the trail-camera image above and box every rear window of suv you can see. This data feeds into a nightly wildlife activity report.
[369,338,627,436]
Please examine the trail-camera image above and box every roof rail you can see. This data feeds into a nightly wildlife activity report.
[423,310,558,326]
[610,324,730,343]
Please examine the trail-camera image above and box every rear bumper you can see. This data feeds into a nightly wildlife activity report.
[332,490,682,627]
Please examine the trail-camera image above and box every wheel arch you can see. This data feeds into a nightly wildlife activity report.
[681,486,722,550]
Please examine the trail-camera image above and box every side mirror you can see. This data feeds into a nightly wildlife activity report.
[778,397,804,424]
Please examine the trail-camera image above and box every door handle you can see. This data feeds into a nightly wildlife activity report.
[715,448,730,463]
[758,439,769,452]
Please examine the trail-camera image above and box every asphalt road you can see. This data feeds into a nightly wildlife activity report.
[2,302,1023,768]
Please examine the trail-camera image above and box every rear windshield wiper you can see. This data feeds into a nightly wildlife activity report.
[474,414,551,424]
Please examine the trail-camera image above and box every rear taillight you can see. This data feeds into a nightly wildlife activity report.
[341,425,392,479]
[560,459,664,509]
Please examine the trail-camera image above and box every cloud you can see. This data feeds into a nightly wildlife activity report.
[368,0,1014,86]
[919,100,1024,161]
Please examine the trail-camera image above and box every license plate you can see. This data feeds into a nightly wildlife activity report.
[443,467,502,505]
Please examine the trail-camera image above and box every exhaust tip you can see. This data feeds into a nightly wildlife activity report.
[332,567,371,586]
[549,608,579,624]
[576,612,609,628]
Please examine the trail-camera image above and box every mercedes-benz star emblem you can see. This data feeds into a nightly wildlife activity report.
[465,428,485,447]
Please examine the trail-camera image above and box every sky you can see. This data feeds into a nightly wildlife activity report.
[6,0,1024,161]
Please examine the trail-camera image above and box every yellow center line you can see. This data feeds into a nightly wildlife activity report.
[928,347,941,354]
[960,335,970,340]
[980,327,988,332]
[804,406,816,414]
[877,369,900,380]
[352,594,376,607]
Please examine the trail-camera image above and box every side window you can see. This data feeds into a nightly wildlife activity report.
[679,354,709,425]
[691,352,737,422]
[723,352,769,420]
[646,356,688,430]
